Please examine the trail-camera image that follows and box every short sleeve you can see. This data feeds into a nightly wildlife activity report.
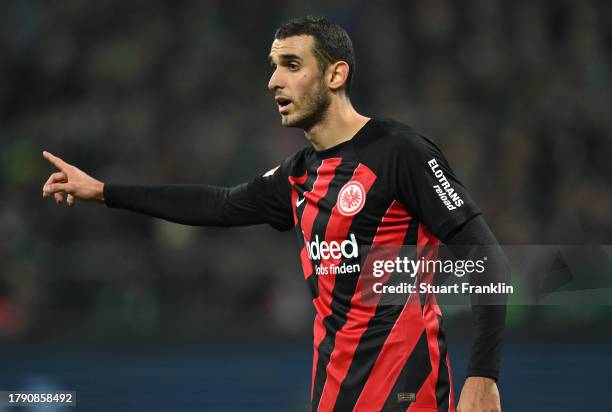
[395,134,481,240]
[246,161,294,232]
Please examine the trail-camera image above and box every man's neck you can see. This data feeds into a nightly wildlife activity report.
[304,98,370,151]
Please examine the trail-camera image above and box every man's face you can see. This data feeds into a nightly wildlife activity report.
[268,35,331,129]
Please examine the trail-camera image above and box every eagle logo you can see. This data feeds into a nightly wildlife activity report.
[337,181,366,216]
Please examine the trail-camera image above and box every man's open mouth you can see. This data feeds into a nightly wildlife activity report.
[276,96,293,113]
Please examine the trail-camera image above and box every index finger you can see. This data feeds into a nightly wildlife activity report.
[42,151,69,172]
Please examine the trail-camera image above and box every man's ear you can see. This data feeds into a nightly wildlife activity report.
[327,61,350,91]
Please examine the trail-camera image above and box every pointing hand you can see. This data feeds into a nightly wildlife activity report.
[41,151,105,206]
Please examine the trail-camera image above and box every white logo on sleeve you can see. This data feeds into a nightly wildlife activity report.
[427,158,464,210]
[263,165,279,177]
[337,181,366,216]
[296,196,305,207]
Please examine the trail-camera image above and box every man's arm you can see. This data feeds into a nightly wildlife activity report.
[445,214,509,412]
[41,151,262,227]
[391,131,507,411]
[103,183,259,226]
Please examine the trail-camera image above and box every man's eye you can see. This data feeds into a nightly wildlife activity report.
[289,63,300,71]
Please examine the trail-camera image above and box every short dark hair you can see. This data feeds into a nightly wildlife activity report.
[275,16,356,93]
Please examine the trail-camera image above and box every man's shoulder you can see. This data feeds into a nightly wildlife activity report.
[360,116,437,154]
[275,146,310,176]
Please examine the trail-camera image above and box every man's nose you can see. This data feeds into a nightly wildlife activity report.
[268,69,284,91]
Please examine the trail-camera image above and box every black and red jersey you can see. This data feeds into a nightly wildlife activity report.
[104,116,503,411]
[247,117,481,411]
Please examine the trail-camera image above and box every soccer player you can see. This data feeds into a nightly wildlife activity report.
[42,16,507,412]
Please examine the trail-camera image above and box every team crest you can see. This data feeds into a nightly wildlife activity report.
[337,181,366,216]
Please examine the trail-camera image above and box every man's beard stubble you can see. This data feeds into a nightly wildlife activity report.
[283,78,331,131]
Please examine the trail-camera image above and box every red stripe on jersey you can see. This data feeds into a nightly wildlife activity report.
[409,309,442,409]
[312,163,377,319]
[293,159,342,279]
[416,302,443,408]
[317,200,411,411]
[407,224,445,410]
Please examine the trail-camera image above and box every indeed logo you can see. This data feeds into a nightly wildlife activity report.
[304,233,359,261]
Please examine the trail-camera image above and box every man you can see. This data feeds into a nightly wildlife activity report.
[42,16,506,412]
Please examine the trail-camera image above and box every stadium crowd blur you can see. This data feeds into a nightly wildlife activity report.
[1,0,611,343]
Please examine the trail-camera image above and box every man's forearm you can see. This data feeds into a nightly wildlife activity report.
[103,183,261,227]
[445,215,510,381]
